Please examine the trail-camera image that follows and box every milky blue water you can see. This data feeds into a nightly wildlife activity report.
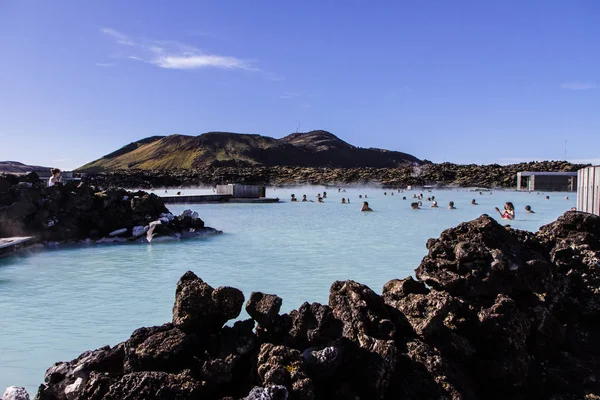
[0,186,576,394]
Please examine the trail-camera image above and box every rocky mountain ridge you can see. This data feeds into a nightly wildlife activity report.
[76,131,422,172]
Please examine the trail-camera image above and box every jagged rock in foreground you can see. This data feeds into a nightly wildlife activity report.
[0,172,220,246]
[30,212,600,399]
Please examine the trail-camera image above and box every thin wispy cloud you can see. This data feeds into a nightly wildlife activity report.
[279,92,300,99]
[560,82,596,90]
[100,28,257,72]
[95,63,116,67]
[100,28,135,46]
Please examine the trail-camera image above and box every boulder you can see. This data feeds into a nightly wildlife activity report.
[172,271,245,334]
[245,292,282,329]
[256,344,314,400]
[416,215,554,298]
[328,280,406,399]
[103,371,204,400]
[2,386,30,400]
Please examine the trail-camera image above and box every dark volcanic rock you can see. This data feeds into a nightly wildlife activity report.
[80,160,587,189]
[30,212,600,400]
[103,371,204,400]
[416,214,553,298]
[172,271,245,334]
[0,174,221,244]
[328,280,409,399]
[246,292,283,329]
[256,344,314,400]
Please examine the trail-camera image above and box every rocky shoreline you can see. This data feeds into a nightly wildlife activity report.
[4,211,597,399]
[81,161,586,189]
[0,172,221,253]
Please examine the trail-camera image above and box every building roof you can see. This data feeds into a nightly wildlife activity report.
[517,171,578,177]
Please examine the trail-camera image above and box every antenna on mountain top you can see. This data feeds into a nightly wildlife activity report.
[296,122,301,133]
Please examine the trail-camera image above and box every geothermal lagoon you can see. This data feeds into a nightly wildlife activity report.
[0,186,576,393]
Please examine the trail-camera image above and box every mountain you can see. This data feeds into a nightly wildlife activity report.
[76,130,421,172]
[0,161,51,174]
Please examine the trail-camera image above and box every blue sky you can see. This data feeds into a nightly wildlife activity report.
[1,1,598,170]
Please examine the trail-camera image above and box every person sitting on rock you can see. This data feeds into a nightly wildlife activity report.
[525,205,535,213]
[361,201,373,212]
[341,198,346,204]
[302,194,308,202]
[431,200,438,208]
[471,199,478,205]
[290,194,297,202]
[48,168,62,187]
[495,202,515,220]
[411,202,420,209]
[448,201,456,209]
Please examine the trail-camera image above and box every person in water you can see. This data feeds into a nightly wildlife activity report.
[48,168,62,187]
[341,198,346,204]
[525,205,535,213]
[471,199,478,205]
[431,200,438,208]
[411,202,420,209]
[545,196,550,200]
[448,201,456,209]
[302,194,308,202]
[402,196,407,200]
[317,196,324,203]
[359,195,362,199]
[290,194,297,202]
[495,202,515,220]
[323,191,327,199]
[361,201,373,212]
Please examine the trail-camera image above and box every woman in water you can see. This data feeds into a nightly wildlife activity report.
[301,194,308,202]
[471,199,478,205]
[525,205,535,213]
[431,200,438,208]
[495,202,515,220]
[361,201,373,212]
[48,168,62,187]
[448,201,456,209]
